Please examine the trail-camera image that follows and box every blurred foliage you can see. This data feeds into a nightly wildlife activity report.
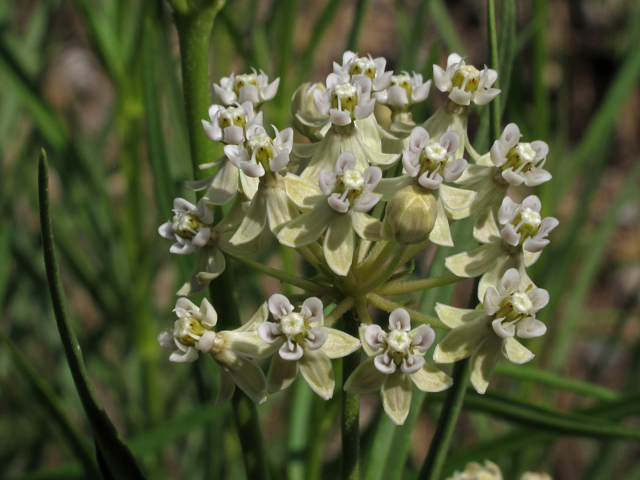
[1,0,640,479]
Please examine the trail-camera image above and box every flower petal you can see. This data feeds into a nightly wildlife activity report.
[445,243,502,278]
[323,212,355,276]
[502,337,534,364]
[410,362,453,392]
[381,371,413,425]
[389,308,411,331]
[213,349,267,403]
[238,301,270,332]
[280,341,304,361]
[440,185,476,213]
[277,202,334,247]
[284,173,324,209]
[351,211,383,240]
[320,327,361,359]
[215,366,236,405]
[268,294,294,320]
[410,324,435,353]
[433,317,488,364]
[469,337,502,394]
[344,356,386,394]
[299,349,335,400]
[230,188,268,245]
[266,184,296,234]
[267,354,300,394]
[428,197,454,246]
[435,303,485,329]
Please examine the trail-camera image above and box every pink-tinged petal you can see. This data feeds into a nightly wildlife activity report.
[527,288,549,313]
[173,197,196,214]
[158,222,176,240]
[516,317,547,339]
[498,196,517,224]
[374,352,396,374]
[522,237,549,253]
[240,161,265,178]
[313,88,330,116]
[449,88,471,106]
[202,120,223,142]
[305,327,328,350]
[411,324,435,353]
[170,241,196,255]
[523,169,552,187]
[223,125,244,145]
[537,217,560,237]
[364,325,386,351]
[276,127,294,151]
[268,294,294,320]
[353,75,372,97]
[269,151,290,171]
[502,168,526,186]
[482,287,502,315]
[239,84,259,104]
[418,172,443,190]
[439,131,460,155]
[409,126,430,152]
[386,86,408,106]
[433,65,450,92]
[336,152,357,172]
[443,158,467,182]
[279,341,304,361]
[492,318,515,338]
[319,169,336,195]
[498,268,520,296]
[411,79,431,103]
[401,354,425,374]
[389,308,411,331]
[522,195,541,212]
[328,193,350,213]
[247,123,266,137]
[213,84,236,105]
[223,144,247,168]
[373,70,393,91]
[170,347,198,363]
[500,123,522,150]
[363,166,383,189]
[302,297,324,325]
[473,88,501,105]
[353,193,379,213]
[192,227,211,247]
[326,72,343,89]
[261,77,280,101]
[500,224,521,246]
[531,140,549,160]
[330,108,352,126]
[196,200,214,223]
[354,99,375,119]
[402,151,420,177]
[257,322,282,343]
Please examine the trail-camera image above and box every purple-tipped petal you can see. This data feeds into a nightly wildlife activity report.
[443,158,467,182]
[411,324,435,353]
[374,352,396,374]
[305,327,328,350]
[335,152,357,172]
[401,354,425,374]
[279,341,304,361]
[302,297,324,325]
[364,325,386,350]
[439,131,460,155]
[500,224,521,246]
[258,322,282,343]
[328,194,349,213]
[353,193,379,212]
[268,294,294,320]
[389,308,411,331]
[319,169,336,195]
[418,172,443,190]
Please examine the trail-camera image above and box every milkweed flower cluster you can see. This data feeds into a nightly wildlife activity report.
[445,460,552,480]
[156,49,557,424]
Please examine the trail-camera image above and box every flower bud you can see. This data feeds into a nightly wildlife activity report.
[291,82,327,139]
[382,186,438,244]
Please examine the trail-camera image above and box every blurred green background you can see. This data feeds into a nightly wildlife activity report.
[1,0,640,479]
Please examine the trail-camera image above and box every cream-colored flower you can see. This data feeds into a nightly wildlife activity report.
[345,308,452,425]
[278,152,383,276]
[256,295,361,399]
[445,460,503,480]
[445,195,558,300]
[434,268,548,393]
[158,198,213,255]
[433,53,500,106]
[520,473,552,480]
[201,101,263,145]
[333,51,392,92]
[158,298,273,404]
[213,69,280,108]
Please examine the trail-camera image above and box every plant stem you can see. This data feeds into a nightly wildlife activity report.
[360,245,407,293]
[418,359,470,480]
[342,309,360,480]
[375,274,463,296]
[174,2,225,179]
[487,0,501,140]
[325,296,357,326]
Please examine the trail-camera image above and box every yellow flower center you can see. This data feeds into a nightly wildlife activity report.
[496,291,534,324]
[502,143,538,173]
[233,74,259,97]
[418,141,449,178]
[331,83,358,112]
[512,207,542,243]
[174,317,209,346]
[172,212,203,239]
[390,74,412,99]
[349,57,377,80]
[247,133,275,166]
[218,106,246,129]
[451,65,481,93]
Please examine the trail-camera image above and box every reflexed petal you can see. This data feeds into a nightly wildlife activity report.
[351,211,382,240]
[268,294,294,320]
[330,108,352,126]
[374,352,397,374]
[328,193,349,213]
[202,119,223,142]
[324,212,355,276]
[158,221,176,241]
[435,303,485,329]
[267,354,299,394]
[360,139,401,166]
[215,367,236,405]
[222,330,280,360]
[429,198,453,246]
[354,99,376,119]
[473,88,501,105]
[192,227,211,247]
[214,84,236,104]
[237,301,270,332]
[483,287,502,316]
[262,77,280,101]
[389,308,411,331]
[433,318,488,363]
[445,243,502,278]
[502,168,525,186]
[412,79,431,102]
[443,158,467,183]
[410,362,453,392]
[449,87,471,106]
[230,189,267,245]
[203,160,239,205]
[523,237,549,253]
[381,372,413,425]
[432,65,450,92]
[270,151,290,172]
[240,172,259,200]
[478,254,512,301]
[266,184,296,234]
[440,185,476,212]
[320,327,361,359]
[284,173,324,209]
[469,336,502,394]
[277,203,334,247]
[418,172,442,190]
[492,318,515,338]
[473,209,502,243]
[374,176,413,201]
[353,193,379,213]
[299,349,335,400]
[502,337,535,363]
[501,224,521,246]
[344,356,386,394]
[214,349,267,403]
[302,297,324,325]
[523,249,542,267]
[319,169,336,195]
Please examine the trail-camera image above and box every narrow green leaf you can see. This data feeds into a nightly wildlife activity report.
[286,379,314,480]
[38,150,146,479]
[346,0,371,51]
[429,0,466,56]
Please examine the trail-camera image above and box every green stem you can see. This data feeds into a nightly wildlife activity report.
[367,293,445,329]
[375,274,463,296]
[418,359,470,480]
[325,297,357,326]
[174,2,225,179]
[487,0,501,140]
[342,310,360,480]
[230,254,329,294]
[360,245,407,293]
[346,0,371,51]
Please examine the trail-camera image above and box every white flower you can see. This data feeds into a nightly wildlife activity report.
[344,309,452,425]
[313,74,376,126]
[520,473,552,480]
[333,51,392,91]
[224,125,294,178]
[433,53,500,106]
[201,101,263,145]
[446,460,503,480]
[255,295,360,399]
[278,152,384,276]
[214,69,280,107]
[158,198,213,255]
[373,72,431,108]
[158,298,273,404]
[489,123,551,187]
[434,269,549,393]
[445,195,558,300]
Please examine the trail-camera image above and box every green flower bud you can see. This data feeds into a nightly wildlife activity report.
[383,186,438,244]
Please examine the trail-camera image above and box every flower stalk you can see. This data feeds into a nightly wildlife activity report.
[375,274,463,296]
[341,309,361,480]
